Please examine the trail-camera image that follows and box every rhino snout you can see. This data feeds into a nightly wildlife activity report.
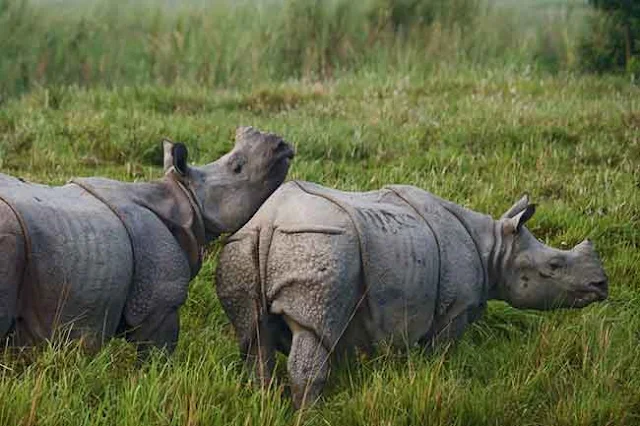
[273,142,295,166]
[569,276,608,308]
[267,140,295,178]
[274,139,295,157]
[571,239,608,301]
[585,278,608,300]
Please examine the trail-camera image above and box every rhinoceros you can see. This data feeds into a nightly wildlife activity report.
[0,126,294,352]
[216,181,608,408]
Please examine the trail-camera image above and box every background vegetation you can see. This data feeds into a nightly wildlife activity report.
[0,0,639,425]
[0,0,619,100]
[581,0,639,74]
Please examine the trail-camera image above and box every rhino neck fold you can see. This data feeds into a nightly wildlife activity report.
[438,200,503,301]
[128,178,208,278]
[487,220,507,300]
[166,173,208,247]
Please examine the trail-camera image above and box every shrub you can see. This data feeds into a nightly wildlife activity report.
[580,0,640,75]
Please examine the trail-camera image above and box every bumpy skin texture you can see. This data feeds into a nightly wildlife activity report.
[0,127,294,352]
[216,181,608,408]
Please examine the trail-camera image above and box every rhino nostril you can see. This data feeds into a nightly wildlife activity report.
[274,141,294,159]
[589,280,608,297]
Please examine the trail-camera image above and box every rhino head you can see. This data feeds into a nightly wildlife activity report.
[163,126,294,239]
[494,195,608,310]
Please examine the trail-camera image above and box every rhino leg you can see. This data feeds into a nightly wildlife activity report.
[0,200,25,339]
[284,315,329,410]
[216,234,277,386]
[124,308,180,356]
[431,313,469,347]
[121,215,192,355]
[422,303,483,348]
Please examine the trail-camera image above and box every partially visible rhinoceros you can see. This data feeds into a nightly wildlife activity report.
[0,126,294,352]
[216,181,608,408]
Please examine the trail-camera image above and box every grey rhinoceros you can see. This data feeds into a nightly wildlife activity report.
[216,181,608,408]
[0,126,294,352]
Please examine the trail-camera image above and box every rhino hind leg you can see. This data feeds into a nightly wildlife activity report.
[284,315,330,410]
[216,234,276,386]
[0,200,25,339]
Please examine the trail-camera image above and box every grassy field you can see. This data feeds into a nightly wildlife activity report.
[1,0,640,425]
[1,0,591,99]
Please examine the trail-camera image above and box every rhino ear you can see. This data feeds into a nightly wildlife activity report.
[501,194,530,219]
[163,139,189,176]
[504,203,536,235]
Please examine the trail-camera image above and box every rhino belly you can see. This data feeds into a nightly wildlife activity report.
[11,184,133,343]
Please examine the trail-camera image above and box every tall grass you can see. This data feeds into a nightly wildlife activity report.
[2,1,638,424]
[0,68,638,425]
[0,0,589,100]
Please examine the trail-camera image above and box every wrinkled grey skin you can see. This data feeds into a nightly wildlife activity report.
[0,127,293,353]
[216,181,608,408]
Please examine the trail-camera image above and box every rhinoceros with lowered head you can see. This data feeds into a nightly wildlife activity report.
[0,126,294,352]
[216,181,608,408]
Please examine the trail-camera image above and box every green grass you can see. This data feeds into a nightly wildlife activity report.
[0,0,591,100]
[1,67,639,425]
[1,0,640,424]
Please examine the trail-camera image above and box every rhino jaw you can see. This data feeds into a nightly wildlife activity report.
[567,277,608,308]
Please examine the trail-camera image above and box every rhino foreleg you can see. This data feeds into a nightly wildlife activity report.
[125,308,180,356]
[431,312,469,347]
[121,218,193,356]
[422,302,484,349]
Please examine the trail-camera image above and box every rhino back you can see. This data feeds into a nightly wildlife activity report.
[0,175,133,342]
[301,183,441,346]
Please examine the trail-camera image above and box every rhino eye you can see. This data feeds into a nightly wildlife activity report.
[229,155,246,174]
[548,258,565,270]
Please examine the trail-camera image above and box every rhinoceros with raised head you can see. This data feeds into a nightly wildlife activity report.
[0,126,294,352]
[216,181,608,408]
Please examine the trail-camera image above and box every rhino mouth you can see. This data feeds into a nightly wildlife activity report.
[276,141,295,161]
[570,280,608,305]
[268,144,295,176]
[586,280,608,300]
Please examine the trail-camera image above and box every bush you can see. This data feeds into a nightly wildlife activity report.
[366,0,481,34]
[580,0,640,75]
